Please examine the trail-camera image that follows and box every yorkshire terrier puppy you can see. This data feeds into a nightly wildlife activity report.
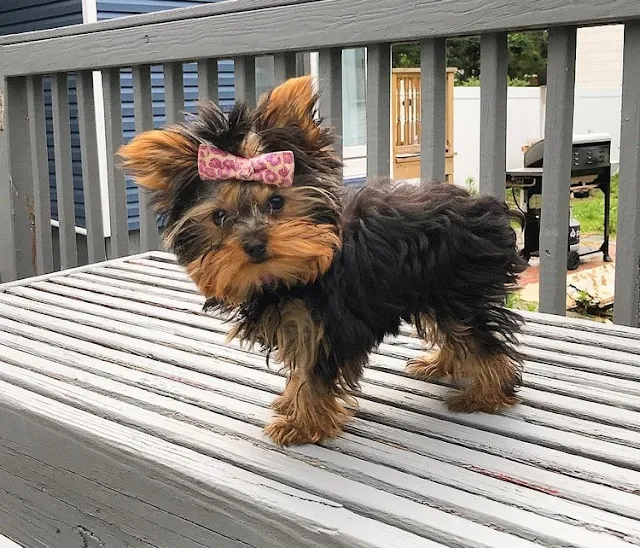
[118,75,526,446]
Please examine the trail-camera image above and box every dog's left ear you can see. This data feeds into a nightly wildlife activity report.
[254,75,323,146]
[117,128,199,215]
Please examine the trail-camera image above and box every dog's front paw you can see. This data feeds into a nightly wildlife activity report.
[264,415,345,447]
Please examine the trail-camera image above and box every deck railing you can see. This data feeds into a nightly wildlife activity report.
[1,0,639,326]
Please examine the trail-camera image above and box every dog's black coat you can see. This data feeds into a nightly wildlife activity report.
[211,178,526,390]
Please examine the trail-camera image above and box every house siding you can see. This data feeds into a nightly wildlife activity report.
[0,0,82,34]
[575,25,624,88]
[2,1,230,232]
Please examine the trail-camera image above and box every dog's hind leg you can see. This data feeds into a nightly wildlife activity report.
[405,316,463,382]
[406,316,522,413]
[403,188,526,413]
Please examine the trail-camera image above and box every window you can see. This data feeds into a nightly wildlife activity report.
[256,56,275,98]
[342,48,367,148]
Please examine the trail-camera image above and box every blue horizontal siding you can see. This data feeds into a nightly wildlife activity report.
[0,0,81,34]
[97,0,212,16]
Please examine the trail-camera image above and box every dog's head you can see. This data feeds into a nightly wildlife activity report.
[118,76,343,306]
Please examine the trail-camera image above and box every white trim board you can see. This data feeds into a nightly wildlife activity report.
[82,0,112,238]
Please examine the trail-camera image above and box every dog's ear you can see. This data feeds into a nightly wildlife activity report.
[117,129,198,191]
[254,75,323,145]
[253,75,342,188]
[117,129,199,213]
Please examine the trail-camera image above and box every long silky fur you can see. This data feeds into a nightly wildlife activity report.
[210,178,527,393]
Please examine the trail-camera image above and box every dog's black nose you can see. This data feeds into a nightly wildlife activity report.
[243,241,268,262]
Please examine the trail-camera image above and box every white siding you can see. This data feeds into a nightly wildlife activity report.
[575,25,624,88]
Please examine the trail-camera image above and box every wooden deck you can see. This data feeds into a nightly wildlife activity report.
[1,251,639,547]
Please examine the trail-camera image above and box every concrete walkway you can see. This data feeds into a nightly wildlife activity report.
[518,235,616,310]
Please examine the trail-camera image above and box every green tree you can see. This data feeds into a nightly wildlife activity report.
[392,31,548,86]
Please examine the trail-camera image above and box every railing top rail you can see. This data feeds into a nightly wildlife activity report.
[1,0,639,77]
[0,0,312,45]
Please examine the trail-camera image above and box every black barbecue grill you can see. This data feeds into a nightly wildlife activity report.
[506,133,612,270]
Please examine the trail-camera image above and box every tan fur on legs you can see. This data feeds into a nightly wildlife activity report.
[265,370,353,446]
[444,350,520,413]
[406,317,520,413]
[405,345,457,382]
[405,316,467,381]
[233,298,354,446]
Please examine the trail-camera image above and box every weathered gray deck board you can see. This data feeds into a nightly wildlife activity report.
[0,535,24,548]
[1,252,640,547]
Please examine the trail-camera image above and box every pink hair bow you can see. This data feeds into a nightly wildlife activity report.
[197,144,295,188]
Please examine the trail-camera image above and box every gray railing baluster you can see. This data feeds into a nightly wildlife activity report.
[76,70,106,264]
[0,76,34,280]
[198,59,219,102]
[538,27,577,316]
[51,73,78,269]
[614,21,640,327]
[274,53,297,83]
[234,56,257,108]
[26,75,54,275]
[480,33,508,199]
[164,62,185,125]
[318,48,343,170]
[420,38,447,183]
[366,43,391,179]
[0,72,17,282]
[133,65,161,252]
[102,67,130,258]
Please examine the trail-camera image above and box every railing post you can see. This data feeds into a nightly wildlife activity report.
[366,43,391,179]
[133,65,161,252]
[318,48,343,172]
[479,33,508,199]
[198,59,219,103]
[614,21,640,327]
[26,75,54,275]
[102,67,130,258]
[76,70,107,264]
[164,62,185,125]
[420,38,447,183]
[234,56,257,108]
[538,27,577,316]
[274,53,297,84]
[51,72,79,269]
[0,63,17,282]
[0,70,35,282]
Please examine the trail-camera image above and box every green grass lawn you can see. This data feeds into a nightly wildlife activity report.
[572,172,618,236]
[506,293,538,312]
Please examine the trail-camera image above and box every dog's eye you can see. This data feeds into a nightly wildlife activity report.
[266,195,285,212]
[212,209,227,226]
